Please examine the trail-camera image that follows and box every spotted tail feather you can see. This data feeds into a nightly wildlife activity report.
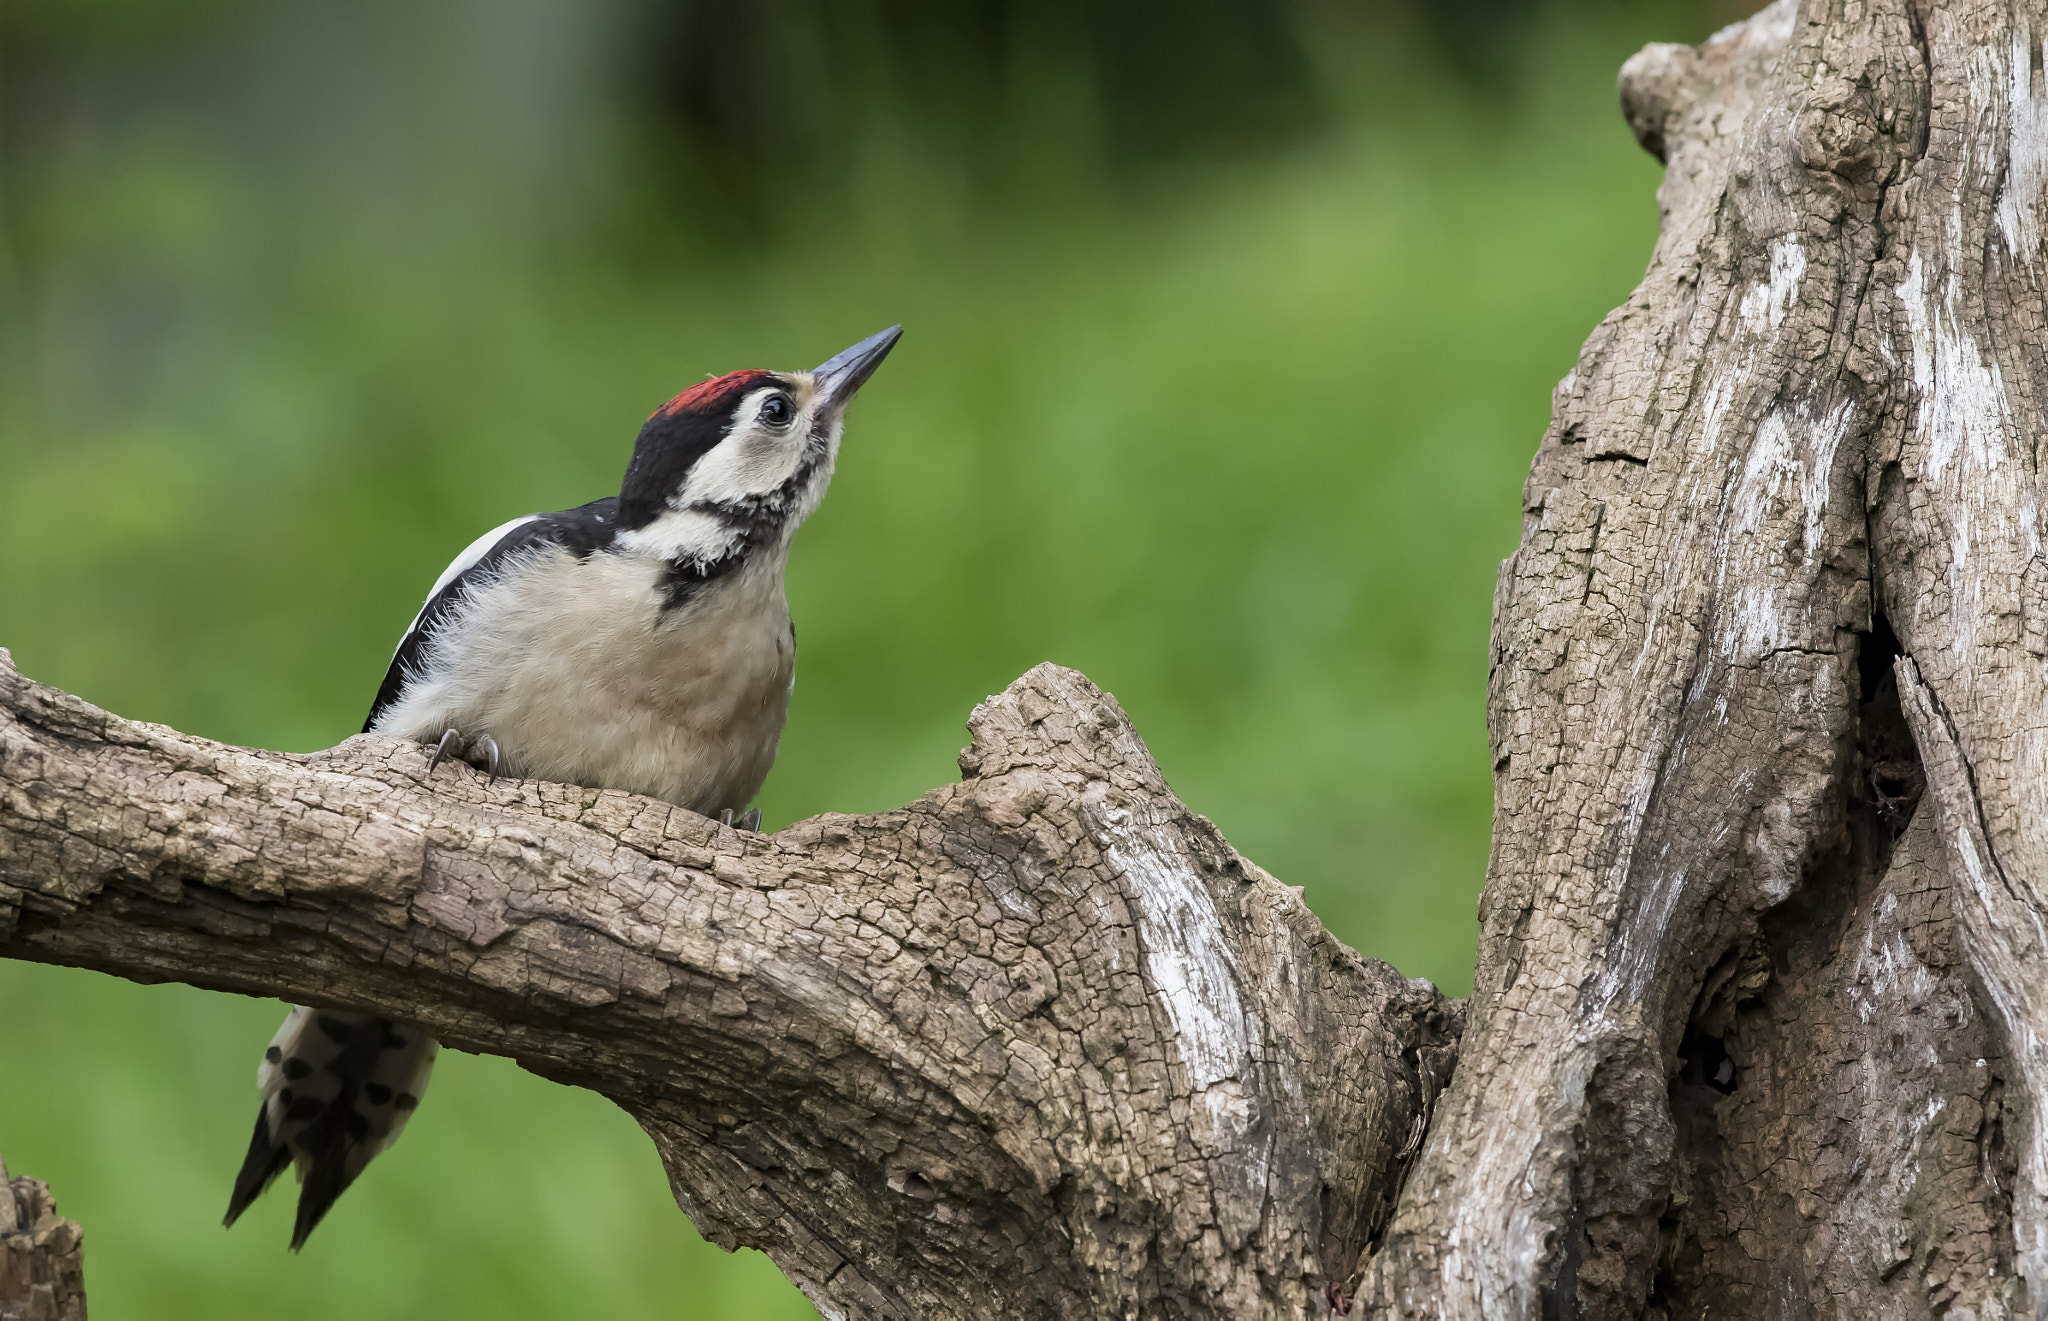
[223,1006,438,1249]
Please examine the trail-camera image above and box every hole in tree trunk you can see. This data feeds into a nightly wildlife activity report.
[1675,1027,1736,1095]
[1857,611,1924,838]
[1646,609,2012,1316]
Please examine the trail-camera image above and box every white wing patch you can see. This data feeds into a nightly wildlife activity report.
[393,514,542,657]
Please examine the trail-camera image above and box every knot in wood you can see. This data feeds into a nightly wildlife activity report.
[1618,41,1695,163]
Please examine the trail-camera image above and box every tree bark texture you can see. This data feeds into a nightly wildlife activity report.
[0,649,1461,1319]
[0,1154,86,1321]
[1352,0,2048,1316]
[10,2,2048,1317]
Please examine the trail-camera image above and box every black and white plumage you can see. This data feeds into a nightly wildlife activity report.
[224,1009,437,1249]
[224,326,901,1247]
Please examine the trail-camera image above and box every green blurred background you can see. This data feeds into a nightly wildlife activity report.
[0,0,1737,1315]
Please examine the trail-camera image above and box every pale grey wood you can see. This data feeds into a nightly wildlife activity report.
[13,1,2048,1315]
[1354,1,2048,1316]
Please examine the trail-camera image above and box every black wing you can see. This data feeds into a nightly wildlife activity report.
[362,497,621,732]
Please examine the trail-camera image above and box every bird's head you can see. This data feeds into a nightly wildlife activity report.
[616,325,900,565]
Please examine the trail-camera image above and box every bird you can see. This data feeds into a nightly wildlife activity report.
[222,325,902,1249]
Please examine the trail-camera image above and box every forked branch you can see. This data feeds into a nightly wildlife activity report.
[0,648,1460,1320]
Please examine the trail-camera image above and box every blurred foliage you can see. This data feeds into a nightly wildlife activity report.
[0,0,1740,1316]
[640,0,1325,235]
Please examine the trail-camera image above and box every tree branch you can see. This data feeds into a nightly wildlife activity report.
[21,3,2048,1315]
[0,647,1461,1319]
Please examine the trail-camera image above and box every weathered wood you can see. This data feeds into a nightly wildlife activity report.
[0,1155,86,1321]
[1353,1,2048,1316]
[0,647,1460,1319]
[12,2,2048,1316]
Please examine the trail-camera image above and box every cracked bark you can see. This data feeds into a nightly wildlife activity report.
[0,650,1459,1319]
[1352,0,2048,1316]
[9,2,2048,1316]
[0,1154,86,1321]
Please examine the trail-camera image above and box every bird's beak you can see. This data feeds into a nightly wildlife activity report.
[811,325,902,413]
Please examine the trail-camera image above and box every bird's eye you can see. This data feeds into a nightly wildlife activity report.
[759,394,794,427]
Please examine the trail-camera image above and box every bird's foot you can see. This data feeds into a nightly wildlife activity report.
[424,730,506,781]
[718,808,763,832]
[426,729,462,773]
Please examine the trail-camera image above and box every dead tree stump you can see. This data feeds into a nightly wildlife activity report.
[0,1155,86,1321]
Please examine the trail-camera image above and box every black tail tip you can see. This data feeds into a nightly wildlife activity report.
[288,1196,334,1252]
[288,1160,349,1251]
[225,1107,291,1231]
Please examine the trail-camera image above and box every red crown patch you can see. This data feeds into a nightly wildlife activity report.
[652,369,778,421]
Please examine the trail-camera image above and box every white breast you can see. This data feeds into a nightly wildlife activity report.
[372,547,795,815]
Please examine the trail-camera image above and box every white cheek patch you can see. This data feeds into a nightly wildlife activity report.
[779,412,844,526]
[671,385,826,509]
[616,506,743,564]
[680,429,806,506]
[618,384,846,563]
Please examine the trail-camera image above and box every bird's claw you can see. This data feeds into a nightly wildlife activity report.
[427,728,462,773]
[718,808,763,832]
[425,729,505,781]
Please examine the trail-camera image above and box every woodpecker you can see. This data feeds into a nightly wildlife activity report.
[223,325,902,1249]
